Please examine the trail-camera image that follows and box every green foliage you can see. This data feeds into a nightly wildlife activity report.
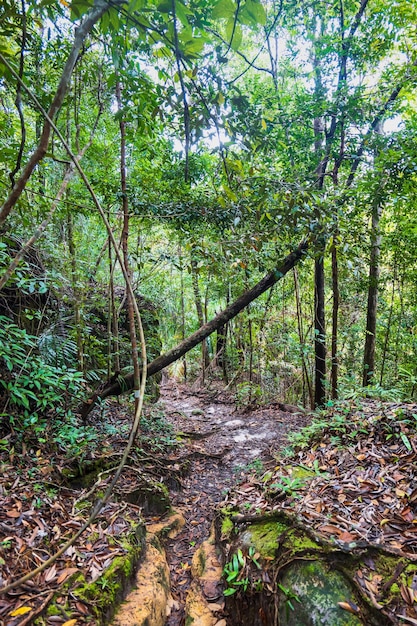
[0,316,84,436]
[235,382,262,407]
[139,407,178,452]
[223,546,262,596]
[277,582,300,614]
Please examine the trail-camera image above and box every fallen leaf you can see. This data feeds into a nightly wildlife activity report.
[45,564,57,582]
[400,583,416,605]
[9,606,33,617]
[338,601,359,614]
[62,620,77,626]
[57,568,79,584]
[75,602,89,615]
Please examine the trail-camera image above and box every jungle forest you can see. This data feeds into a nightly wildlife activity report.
[1,0,417,624]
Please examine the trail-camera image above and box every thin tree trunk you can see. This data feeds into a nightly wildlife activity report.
[379,275,395,387]
[314,254,326,407]
[331,231,339,398]
[363,123,384,387]
[362,198,383,386]
[190,250,209,370]
[116,80,140,410]
[293,267,313,407]
[179,245,187,380]
[81,238,310,415]
[67,212,84,373]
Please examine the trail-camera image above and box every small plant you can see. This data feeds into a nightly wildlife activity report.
[235,382,262,408]
[223,549,249,596]
[0,316,84,440]
[270,475,305,496]
[223,547,262,596]
[277,582,300,616]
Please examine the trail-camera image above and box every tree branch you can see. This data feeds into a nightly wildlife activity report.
[81,237,310,417]
[0,0,126,229]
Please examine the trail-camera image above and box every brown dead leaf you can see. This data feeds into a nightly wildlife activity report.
[57,568,79,584]
[337,601,359,614]
[400,583,416,605]
[44,565,57,582]
[75,602,89,615]
[318,524,342,536]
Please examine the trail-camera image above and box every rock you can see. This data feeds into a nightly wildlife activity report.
[112,510,185,626]
[185,524,225,626]
[112,535,171,626]
[185,581,218,626]
[278,560,363,625]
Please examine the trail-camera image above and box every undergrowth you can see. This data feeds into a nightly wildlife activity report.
[285,397,417,455]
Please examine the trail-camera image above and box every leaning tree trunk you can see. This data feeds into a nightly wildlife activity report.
[81,238,310,417]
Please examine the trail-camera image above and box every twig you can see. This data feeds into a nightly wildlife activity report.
[19,591,54,626]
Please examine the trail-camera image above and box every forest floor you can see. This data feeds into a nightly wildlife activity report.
[1,381,417,624]
[159,380,308,626]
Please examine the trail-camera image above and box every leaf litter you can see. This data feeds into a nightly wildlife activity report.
[3,387,417,625]
[224,398,417,623]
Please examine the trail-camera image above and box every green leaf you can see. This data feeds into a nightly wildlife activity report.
[212,0,236,20]
[69,0,93,21]
[183,38,205,58]
[226,18,242,50]
[400,432,412,451]
[241,0,266,25]
[223,587,237,595]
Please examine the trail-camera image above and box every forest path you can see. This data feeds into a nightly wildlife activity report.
[159,380,308,626]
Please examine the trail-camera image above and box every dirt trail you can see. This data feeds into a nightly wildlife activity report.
[159,381,308,626]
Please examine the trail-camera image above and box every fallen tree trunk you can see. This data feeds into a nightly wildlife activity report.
[81,238,309,418]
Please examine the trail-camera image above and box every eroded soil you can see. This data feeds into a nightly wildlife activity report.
[159,380,308,625]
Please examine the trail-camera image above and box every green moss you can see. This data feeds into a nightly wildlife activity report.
[244,521,288,558]
[221,516,234,538]
[286,529,321,553]
[390,583,400,594]
[75,551,139,621]
[46,524,146,625]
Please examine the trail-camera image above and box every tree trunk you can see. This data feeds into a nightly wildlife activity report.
[116,80,141,409]
[314,254,326,407]
[190,250,210,369]
[362,198,382,386]
[363,123,384,387]
[379,274,395,387]
[293,267,313,407]
[81,238,309,416]
[331,231,339,398]
[67,211,84,374]
[179,245,187,380]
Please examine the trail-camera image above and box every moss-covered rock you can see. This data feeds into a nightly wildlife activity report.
[112,534,171,626]
[215,511,399,626]
[38,521,146,626]
[278,560,363,625]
